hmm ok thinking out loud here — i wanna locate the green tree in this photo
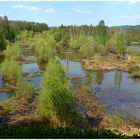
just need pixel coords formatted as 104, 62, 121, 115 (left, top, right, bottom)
117, 36, 126, 58
95, 20, 110, 47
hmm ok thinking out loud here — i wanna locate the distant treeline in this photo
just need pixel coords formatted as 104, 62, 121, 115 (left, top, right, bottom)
0, 16, 48, 50
0, 15, 140, 50
111, 25, 140, 45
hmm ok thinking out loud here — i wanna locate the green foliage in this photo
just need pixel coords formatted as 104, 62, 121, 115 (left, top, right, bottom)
54, 30, 62, 42
0, 99, 15, 115
0, 37, 7, 50
16, 30, 34, 46
0, 60, 22, 83
70, 35, 96, 57
38, 59, 75, 126
69, 35, 86, 50
108, 115, 124, 129
79, 36, 95, 58
107, 36, 117, 54
129, 61, 140, 78
4, 44, 22, 61
0, 16, 16, 49
15, 81, 34, 99
117, 37, 126, 57
0, 126, 134, 138
95, 20, 110, 47
35, 37, 55, 62
0, 16, 48, 49
95, 44, 107, 55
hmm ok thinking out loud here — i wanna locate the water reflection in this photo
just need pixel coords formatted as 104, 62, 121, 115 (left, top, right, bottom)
59, 53, 140, 119
0, 92, 14, 102
27, 76, 42, 89
114, 71, 122, 88
127, 45, 140, 52
1, 51, 140, 119
22, 63, 39, 73
57, 51, 82, 61
61, 59, 86, 78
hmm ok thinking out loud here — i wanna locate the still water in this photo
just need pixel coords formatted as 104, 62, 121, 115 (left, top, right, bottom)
127, 45, 140, 52
61, 59, 140, 119
0, 52, 140, 119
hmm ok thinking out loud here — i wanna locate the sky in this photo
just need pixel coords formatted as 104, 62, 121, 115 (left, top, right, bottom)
0, 1, 140, 27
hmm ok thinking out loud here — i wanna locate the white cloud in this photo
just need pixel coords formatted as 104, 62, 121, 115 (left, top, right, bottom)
45, 8, 55, 13
73, 8, 93, 13
11, 4, 41, 11
115, 0, 140, 4
127, 0, 140, 4
119, 15, 140, 19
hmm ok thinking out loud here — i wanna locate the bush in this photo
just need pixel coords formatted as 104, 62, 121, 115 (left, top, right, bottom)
69, 35, 84, 50
0, 60, 22, 83
70, 35, 96, 57
15, 81, 34, 99
35, 34, 55, 62
107, 36, 117, 54
16, 30, 34, 45
4, 44, 22, 61
38, 59, 75, 126
35, 39, 55, 62
117, 37, 126, 58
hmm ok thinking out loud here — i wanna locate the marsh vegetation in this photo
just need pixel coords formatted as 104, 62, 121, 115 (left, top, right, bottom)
0, 16, 140, 138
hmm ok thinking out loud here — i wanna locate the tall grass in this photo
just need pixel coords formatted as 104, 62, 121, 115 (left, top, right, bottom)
35, 39, 55, 62
15, 81, 34, 99
4, 44, 22, 61
0, 60, 22, 84
37, 58, 76, 127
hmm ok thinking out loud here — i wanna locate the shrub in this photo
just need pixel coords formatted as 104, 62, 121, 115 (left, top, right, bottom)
0, 60, 22, 83
16, 30, 34, 45
35, 37, 55, 62
117, 37, 126, 58
80, 44, 94, 58
129, 62, 140, 78
69, 36, 83, 50
38, 59, 75, 126
15, 81, 34, 99
94, 44, 107, 55
4, 44, 22, 61
70, 35, 96, 57
107, 36, 117, 54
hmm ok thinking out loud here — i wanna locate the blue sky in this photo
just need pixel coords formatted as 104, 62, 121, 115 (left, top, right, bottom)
0, 1, 140, 27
